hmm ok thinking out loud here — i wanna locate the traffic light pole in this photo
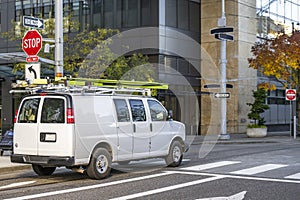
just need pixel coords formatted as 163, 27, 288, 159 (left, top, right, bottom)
219, 0, 230, 140
55, 0, 64, 77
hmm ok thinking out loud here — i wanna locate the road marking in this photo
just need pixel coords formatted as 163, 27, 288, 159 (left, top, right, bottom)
0, 181, 36, 190
285, 172, 300, 180
196, 191, 247, 200
109, 176, 224, 200
181, 161, 241, 171
4, 172, 175, 200
230, 164, 288, 175
170, 170, 300, 184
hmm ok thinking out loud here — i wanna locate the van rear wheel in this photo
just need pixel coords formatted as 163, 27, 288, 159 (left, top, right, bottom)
32, 164, 56, 176
165, 141, 183, 167
86, 148, 111, 179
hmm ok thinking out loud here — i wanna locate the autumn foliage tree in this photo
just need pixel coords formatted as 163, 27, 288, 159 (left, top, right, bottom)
249, 31, 300, 88
248, 31, 300, 127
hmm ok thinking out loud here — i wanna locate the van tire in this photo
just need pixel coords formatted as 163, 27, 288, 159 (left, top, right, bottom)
86, 148, 111, 179
165, 141, 183, 167
32, 164, 56, 176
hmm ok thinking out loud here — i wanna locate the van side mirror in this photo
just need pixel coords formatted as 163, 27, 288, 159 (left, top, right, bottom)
167, 110, 173, 120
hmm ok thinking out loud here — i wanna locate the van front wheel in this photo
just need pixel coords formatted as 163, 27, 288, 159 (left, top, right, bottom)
32, 164, 56, 176
165, 141, 183, 167
86, 148, 111, 179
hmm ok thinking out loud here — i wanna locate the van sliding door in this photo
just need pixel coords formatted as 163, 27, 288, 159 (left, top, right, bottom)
129, 99, 150, 159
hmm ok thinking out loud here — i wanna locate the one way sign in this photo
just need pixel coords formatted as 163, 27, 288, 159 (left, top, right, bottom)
23, 16, 44, 29
214, 92, 230, 98
25, 63, 40, 82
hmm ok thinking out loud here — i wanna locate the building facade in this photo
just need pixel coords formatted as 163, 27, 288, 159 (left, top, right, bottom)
0, 0, 266, 135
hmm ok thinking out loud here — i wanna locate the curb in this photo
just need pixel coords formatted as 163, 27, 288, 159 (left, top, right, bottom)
1, 165, 31, 172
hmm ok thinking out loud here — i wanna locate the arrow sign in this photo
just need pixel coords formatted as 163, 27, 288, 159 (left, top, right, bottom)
210, 27, 234, 35
215, 33, 234, 41
214, 92, 230, 98
25, 63, 40, 82
23, 16, 44, 29
28, 65, 37, 79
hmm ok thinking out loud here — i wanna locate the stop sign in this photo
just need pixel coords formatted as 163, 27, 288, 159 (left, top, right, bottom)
286, 89, 297, 101
22, 29, 43, 57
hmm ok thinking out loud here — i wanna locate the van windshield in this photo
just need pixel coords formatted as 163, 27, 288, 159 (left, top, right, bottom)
18, 98, 40, 123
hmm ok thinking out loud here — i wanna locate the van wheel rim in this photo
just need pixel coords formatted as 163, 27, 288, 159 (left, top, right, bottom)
173, 146, 181, 162
96, 155, 108, 174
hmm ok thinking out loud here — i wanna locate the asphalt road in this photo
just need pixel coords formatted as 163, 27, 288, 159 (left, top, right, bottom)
1, 139, 300, 199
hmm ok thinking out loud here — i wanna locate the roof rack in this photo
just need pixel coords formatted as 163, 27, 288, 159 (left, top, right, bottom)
10, 78, 168, 96
10, 83, 152, 96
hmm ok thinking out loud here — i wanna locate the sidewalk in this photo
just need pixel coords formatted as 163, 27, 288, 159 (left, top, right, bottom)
0, 132, 299, 171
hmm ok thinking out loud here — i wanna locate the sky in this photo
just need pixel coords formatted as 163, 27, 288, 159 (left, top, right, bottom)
257, 0, 300, 25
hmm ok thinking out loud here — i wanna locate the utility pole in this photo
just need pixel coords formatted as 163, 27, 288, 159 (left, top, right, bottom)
55, 0, 64, 77
218, 0, 230, 140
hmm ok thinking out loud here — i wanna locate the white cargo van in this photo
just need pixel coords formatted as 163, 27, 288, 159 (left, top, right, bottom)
11, 87, 187, 179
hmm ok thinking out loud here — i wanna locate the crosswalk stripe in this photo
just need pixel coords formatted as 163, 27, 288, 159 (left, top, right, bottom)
181, 161, 241, 171
230, 164, 288, 175
285, 173, 300, 180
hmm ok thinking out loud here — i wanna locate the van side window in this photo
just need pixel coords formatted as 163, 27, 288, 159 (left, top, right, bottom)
113, 99, 130, 122
147, 100, 167, 121
41, 98, 65, 123
129, 99, 146, 122
18, 98, 40, 123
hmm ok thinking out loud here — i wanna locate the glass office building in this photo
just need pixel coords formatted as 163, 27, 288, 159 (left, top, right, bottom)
0, 0, 201, 134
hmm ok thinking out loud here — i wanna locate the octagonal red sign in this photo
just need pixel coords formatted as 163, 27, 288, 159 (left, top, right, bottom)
22, 29, 43, 57
285, 89, 296, 101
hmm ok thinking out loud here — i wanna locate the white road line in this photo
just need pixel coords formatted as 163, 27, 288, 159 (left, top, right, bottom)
230, 164, 288, 175
4, 172, 175, 200
181, 161, 241, 171
0, 181, 36, 190
285, 172, 300, 180
109, 176, 224, 200
169, 170, 300, 184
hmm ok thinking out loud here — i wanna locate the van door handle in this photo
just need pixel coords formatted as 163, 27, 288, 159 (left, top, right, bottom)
150, 123, 153, 132
133, 124, 136, 132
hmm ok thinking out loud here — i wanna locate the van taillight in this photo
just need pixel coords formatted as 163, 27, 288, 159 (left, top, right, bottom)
67, 108, 75, 124
14, 110, 18, 123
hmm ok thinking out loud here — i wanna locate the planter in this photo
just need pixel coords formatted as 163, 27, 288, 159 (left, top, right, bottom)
246, 127, 267, 138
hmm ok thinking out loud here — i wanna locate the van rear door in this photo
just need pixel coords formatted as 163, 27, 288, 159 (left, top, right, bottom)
38, 96, 74, 156
14, 97, 41, 155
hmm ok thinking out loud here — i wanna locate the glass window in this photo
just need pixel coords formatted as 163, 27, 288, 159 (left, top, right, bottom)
165, 0, 177, 27
141, 0, 151, 26
178, 0, 189, 30
104, 0, 113, 28
93, 0, 103, 28
114, 99, 130, 122
129, 99, 146, 122
18, 98, 40, 123
41, 98, 65, 123
189, 1, 200, 32
123, 0, 139, 28
147, 100, 167, 121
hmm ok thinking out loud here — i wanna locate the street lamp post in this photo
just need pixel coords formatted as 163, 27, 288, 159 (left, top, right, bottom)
55, 0, 64, 77
219, 0, 230, 140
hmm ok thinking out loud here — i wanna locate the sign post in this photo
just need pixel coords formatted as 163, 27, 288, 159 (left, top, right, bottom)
286, 89, 297, 139
22, 29, 43, 62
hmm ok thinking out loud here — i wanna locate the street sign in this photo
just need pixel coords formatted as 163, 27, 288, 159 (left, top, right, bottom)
215, 33, 234, 41
210, 27, 234, 35
214, 92, 230, 98
23, 16, 44, 29
22, 29, 43, 61
285, 89, 296, 101
25, 63, 41, 82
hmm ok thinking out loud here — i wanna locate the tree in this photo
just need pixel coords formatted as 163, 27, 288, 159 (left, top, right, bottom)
247, 88, 269, 127
248, 31, 300, 89
2, 18, 156, 82
248, 31, 300, 129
